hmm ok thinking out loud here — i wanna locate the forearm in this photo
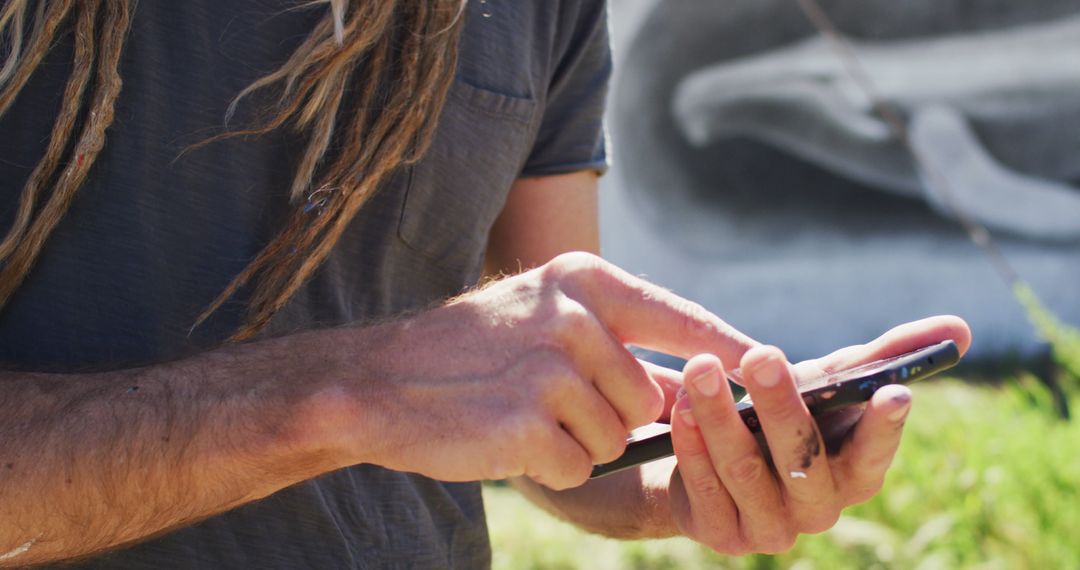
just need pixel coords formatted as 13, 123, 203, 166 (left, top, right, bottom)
511, 458, 681, 540
0, 327, 380, 566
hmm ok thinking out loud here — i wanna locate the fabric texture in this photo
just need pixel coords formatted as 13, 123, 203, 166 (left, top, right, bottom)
0, 0, 610, 568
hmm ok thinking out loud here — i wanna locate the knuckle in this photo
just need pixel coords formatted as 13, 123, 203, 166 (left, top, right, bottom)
524, 462, 555, 489
676, 298, 716, 337
773, 532, 799, 554
676, 440, 712, 466
505, 413, 549, 450
547, 297, 595, 340
847, 477, 886, 505
625, 406, 657, 432
541, 470, 572, 491
598, 359, 662, 431
725, 453, 767, 485
725, 543, 751, 557
523, 428, 590, 491
528, 351, 578, 394
700, 535, 747, 557
629, 374, 666, 429
485, 458, 523, 481
547, 480, 573, 491
596, 433, 627, 465
798, 509, 842, 535
539, 376, 588, 415
759, 400, 810, 427
647, 378, 666, 415
693, 399, 734, 427
547, 475, 576, 491
547, 457, 592, 491
685, 470, 726, 500
547, 251, 607, 283
861, 448, 897, 473
620, 396, 658, 432
753, 528, 798, 554
568, 459, 593, 488
840, 456, 889, 504
537, 345, 576, 373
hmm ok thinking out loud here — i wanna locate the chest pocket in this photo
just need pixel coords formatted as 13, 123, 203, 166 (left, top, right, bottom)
397, 80, 537, 283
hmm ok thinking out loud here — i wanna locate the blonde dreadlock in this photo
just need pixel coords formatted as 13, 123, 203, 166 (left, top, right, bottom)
0, 0, 466, 342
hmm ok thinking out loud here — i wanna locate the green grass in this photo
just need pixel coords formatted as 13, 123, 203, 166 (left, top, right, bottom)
485, 378, 1080, 569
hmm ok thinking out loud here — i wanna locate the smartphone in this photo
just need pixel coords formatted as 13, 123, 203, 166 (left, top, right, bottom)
589, 339, 961, 478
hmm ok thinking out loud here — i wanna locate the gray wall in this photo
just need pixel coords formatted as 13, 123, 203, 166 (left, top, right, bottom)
600, 0, 1080, 362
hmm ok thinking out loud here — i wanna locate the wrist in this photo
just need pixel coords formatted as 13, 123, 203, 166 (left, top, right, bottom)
521, 458, 683, 540
638, 458, 683, 538
265, 324, 396, 477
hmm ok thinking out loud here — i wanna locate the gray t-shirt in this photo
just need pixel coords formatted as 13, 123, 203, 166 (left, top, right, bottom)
0, 1, 610, 567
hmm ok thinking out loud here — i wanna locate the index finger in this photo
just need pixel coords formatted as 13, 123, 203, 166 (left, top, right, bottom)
792, 315, 972, 382
550, 253, 758, 371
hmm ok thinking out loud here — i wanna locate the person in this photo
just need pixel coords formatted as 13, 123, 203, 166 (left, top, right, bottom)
0, 1, 971, 567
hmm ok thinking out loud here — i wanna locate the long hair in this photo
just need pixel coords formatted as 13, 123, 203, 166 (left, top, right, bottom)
0, 0, 465, 342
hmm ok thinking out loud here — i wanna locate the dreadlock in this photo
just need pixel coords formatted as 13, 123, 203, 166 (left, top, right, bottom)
0, 0, 466, 342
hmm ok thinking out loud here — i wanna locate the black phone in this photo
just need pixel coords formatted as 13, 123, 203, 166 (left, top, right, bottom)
589, 339, 961, 479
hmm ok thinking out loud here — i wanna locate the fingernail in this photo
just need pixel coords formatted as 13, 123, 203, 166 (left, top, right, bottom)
675, 386, 688, 401
679, 407, 697, 427
751, 358, 784, 388
888, 394, 912, 422
691, 369, 720, 397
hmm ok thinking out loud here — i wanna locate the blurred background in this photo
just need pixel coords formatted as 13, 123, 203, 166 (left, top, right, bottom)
485, 0, 1080, 568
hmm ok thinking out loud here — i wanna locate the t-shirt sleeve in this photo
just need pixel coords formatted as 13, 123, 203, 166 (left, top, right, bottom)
520, 0, 612, 177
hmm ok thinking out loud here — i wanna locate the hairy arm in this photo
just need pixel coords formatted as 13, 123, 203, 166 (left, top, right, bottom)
0, 173, 764, 565
2, 193, 746, 565
0, 327, 384, 566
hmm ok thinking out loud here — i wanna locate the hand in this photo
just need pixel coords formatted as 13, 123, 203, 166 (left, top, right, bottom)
339, 252, 756, 490
667, 316, 971, 554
